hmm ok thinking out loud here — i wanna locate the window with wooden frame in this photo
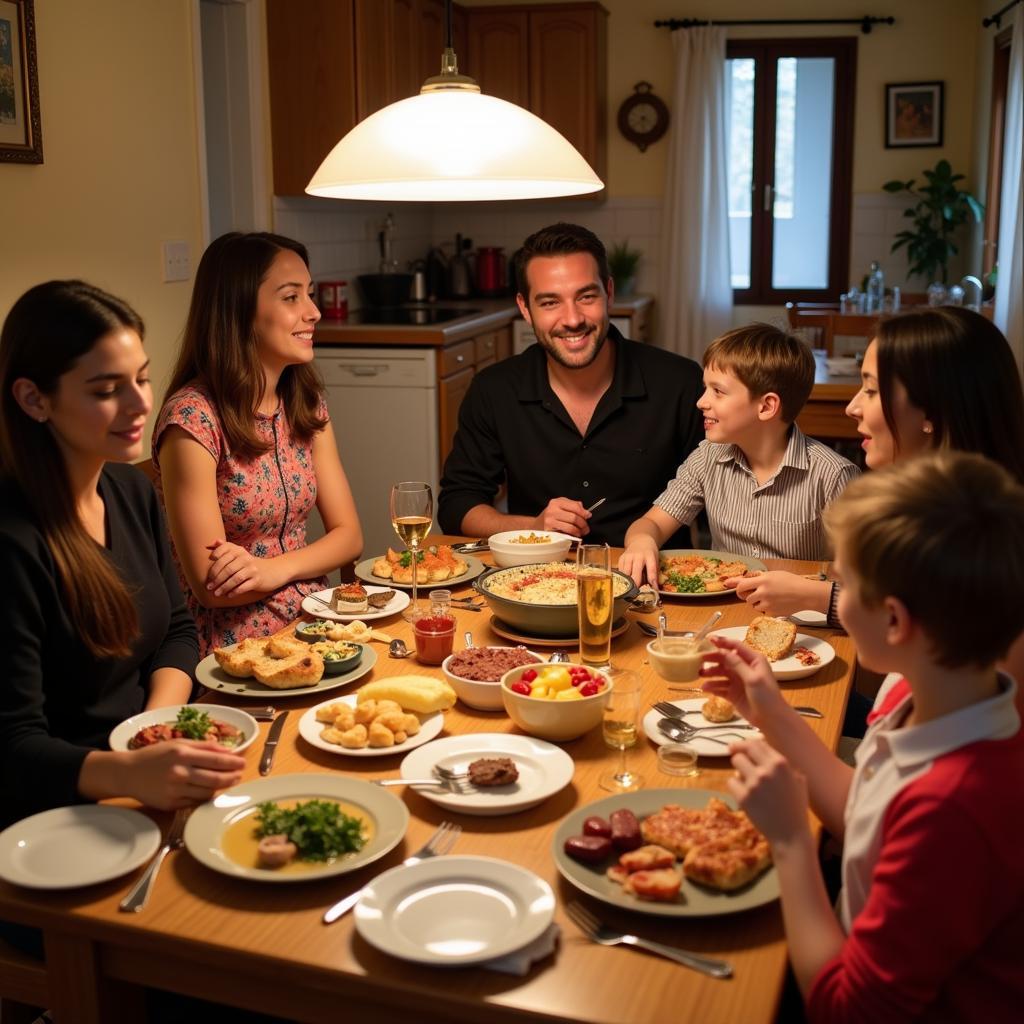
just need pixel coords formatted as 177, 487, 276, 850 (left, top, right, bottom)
726, 37, 857, 304
983, 26, 1012, 279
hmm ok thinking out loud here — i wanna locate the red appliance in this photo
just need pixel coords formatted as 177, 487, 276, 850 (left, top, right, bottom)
475, 246, 507, 296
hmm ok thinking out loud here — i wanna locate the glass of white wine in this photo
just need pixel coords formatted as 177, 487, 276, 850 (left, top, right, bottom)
389, 481, 433, 618
577, 543, 613, 669
599, 670, 644, 792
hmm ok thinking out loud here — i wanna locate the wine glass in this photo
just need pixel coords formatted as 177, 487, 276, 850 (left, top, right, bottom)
599, 670, 644, 792
389, 481, 433, 618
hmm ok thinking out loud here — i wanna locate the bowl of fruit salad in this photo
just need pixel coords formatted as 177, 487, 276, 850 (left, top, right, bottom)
500, 662, 612, 741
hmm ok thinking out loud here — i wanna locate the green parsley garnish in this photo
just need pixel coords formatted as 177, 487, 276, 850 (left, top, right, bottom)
665, 571, 707, 594
173, 706, 215, 740
255, 800, 366, 862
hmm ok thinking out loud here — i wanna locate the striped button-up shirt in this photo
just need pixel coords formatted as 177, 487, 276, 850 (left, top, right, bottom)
653, 425, 859, 559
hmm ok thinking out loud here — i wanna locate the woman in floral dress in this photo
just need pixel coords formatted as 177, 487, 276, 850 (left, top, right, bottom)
153, 232, 363, 655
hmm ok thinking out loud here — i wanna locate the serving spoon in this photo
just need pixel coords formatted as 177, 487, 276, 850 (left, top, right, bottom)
388, 638, 414, 659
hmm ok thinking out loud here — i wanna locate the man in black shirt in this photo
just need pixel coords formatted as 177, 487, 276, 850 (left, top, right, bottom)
438, 223, 704, 546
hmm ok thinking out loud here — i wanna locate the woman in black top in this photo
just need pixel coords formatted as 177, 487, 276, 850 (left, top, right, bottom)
0, 281, 245, 829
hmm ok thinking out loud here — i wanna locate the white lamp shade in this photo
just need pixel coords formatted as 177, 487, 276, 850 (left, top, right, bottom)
306, 90, 604, 201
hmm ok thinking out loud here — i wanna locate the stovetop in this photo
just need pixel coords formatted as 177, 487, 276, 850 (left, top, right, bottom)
344, 306, 482, 326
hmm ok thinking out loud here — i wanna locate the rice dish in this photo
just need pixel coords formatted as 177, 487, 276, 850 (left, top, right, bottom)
483, 563, 632, 605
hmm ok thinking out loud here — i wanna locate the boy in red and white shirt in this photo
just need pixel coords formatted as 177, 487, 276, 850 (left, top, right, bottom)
702, 451, 1024, 1023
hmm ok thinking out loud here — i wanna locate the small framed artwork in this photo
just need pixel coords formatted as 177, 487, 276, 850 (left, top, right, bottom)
885, 81, 943, 149
0, 0, 43, 163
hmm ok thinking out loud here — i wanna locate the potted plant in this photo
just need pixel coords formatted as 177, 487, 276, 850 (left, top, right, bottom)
607, 241, 642, 296
882, 159, 983, 284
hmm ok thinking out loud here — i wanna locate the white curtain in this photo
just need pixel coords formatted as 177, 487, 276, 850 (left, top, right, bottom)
995, 9, 1023, 362
659, 26, 733, 360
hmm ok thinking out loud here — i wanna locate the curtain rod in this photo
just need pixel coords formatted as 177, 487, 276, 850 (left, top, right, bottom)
654, 16, 894, 34
983, 0, 1022, 28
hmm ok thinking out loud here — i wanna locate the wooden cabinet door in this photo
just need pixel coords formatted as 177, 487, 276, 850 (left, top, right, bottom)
392, 0, 420, 101
465, 9, 529, 107
266, 0, 356, 196
354, 0, 396, 119
439, 367, 475, 468
529, 4, 607, 176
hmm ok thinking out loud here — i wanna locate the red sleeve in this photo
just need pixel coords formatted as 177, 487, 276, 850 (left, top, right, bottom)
806, 791, 1003, 1024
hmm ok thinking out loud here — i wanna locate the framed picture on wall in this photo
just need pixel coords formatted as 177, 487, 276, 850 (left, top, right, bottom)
0, 0, 43, 163
885, 81, 943, 148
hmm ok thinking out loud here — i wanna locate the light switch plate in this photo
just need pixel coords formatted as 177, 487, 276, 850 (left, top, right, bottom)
162, 240, 191, 282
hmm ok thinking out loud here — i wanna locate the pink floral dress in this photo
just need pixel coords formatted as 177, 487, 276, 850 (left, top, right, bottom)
153, 383, 328, 656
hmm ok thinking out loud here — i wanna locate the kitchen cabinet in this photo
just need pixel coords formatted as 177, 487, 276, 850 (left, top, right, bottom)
268, 0, 472, 196
464, 3, 608, 182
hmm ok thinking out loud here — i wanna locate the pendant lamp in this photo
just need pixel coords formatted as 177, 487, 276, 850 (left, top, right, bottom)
305, 2, 603, 202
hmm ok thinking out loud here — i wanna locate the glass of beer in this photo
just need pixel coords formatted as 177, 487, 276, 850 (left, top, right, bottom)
599, 670, 644, 792
577, 543, 613, 669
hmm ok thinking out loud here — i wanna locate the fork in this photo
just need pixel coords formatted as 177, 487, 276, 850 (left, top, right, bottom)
323, 821, 461, 924
372, 777, 463, 791
565, 901, 732, 978
119, 809, 188, 913
653, 702, 759, 732
432, 765, 473, 793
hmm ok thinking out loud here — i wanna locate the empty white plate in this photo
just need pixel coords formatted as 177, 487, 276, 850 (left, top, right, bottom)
0, 805, 160, 890
355, 855, 555, 965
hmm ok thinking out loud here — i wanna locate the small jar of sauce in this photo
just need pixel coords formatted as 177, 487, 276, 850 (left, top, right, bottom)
413, 590, 456, 665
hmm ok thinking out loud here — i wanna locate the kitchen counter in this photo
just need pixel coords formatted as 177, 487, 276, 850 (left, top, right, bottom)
314, 295, 654, 348
315, 299, 518, 348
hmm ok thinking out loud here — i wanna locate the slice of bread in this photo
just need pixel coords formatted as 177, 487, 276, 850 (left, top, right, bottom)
743, 616, 796, 662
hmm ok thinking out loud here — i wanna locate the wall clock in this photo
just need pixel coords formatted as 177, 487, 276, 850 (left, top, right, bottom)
617, 81, 670, 152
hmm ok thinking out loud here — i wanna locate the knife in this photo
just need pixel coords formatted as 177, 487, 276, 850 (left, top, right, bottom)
259, 710, 289, 775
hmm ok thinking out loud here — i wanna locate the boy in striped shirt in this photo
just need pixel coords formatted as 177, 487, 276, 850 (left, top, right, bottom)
619, 323, 858, 587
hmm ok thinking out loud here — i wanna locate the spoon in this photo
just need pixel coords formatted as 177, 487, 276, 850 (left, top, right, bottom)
693, 610, 722, 641
549, 650, 571, 663
464, 631, 475, 649
388, 638, 413, 659
657, 612, 668, 644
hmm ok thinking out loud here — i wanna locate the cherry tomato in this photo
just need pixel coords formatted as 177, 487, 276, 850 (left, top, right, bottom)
521, 669, 538, 683
510, 681, 532, 696
579, 682, 599, 697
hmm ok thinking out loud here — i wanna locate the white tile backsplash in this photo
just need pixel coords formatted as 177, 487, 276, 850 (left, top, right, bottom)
272, 191, 977, 315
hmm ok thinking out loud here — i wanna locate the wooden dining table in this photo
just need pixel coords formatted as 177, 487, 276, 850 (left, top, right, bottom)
0, 543, 856, 1024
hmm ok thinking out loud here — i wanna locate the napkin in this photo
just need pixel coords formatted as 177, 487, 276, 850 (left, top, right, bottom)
483, 923, 560, 975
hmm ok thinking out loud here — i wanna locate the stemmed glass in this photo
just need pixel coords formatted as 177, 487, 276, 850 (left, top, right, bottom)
389, 481, 433, 618
599, 670, 644, 792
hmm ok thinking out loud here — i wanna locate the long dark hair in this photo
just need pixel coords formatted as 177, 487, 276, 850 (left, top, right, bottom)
0, 281, 143, 658
164, 232, 326, 460
876, 307, 1024, 483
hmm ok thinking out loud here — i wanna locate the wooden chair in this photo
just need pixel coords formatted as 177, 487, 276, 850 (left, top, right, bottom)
0, 937, 49, 1024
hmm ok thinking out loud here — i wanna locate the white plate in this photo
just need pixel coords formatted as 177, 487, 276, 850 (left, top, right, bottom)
709, 626, 835, 680
656, 549, 767, 599
789, 609, 828, 627
355, 855, 555, 965
400, 734, 574, 816
0, 806, 161, 890
108, 704, 259, 754
183, 773, 408, 883
642, 698, 762, 757
195, 644, 377, 698
301, 585, 410, 622
297, 695, 444, 757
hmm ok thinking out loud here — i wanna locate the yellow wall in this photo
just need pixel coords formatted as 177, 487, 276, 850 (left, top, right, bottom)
463, 0, 985, 197
0, 0, 204, 447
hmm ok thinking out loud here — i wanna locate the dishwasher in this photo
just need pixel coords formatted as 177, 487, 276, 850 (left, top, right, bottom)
307, 346, 440, 567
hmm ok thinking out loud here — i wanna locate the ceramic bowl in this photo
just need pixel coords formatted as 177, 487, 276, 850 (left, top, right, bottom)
487, 530, 575, 568
500, 664, 612, 741
474, 563, 638, 638
442, 647, 543, 711
311, 641, 364, 676
294, 620, 335, 643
